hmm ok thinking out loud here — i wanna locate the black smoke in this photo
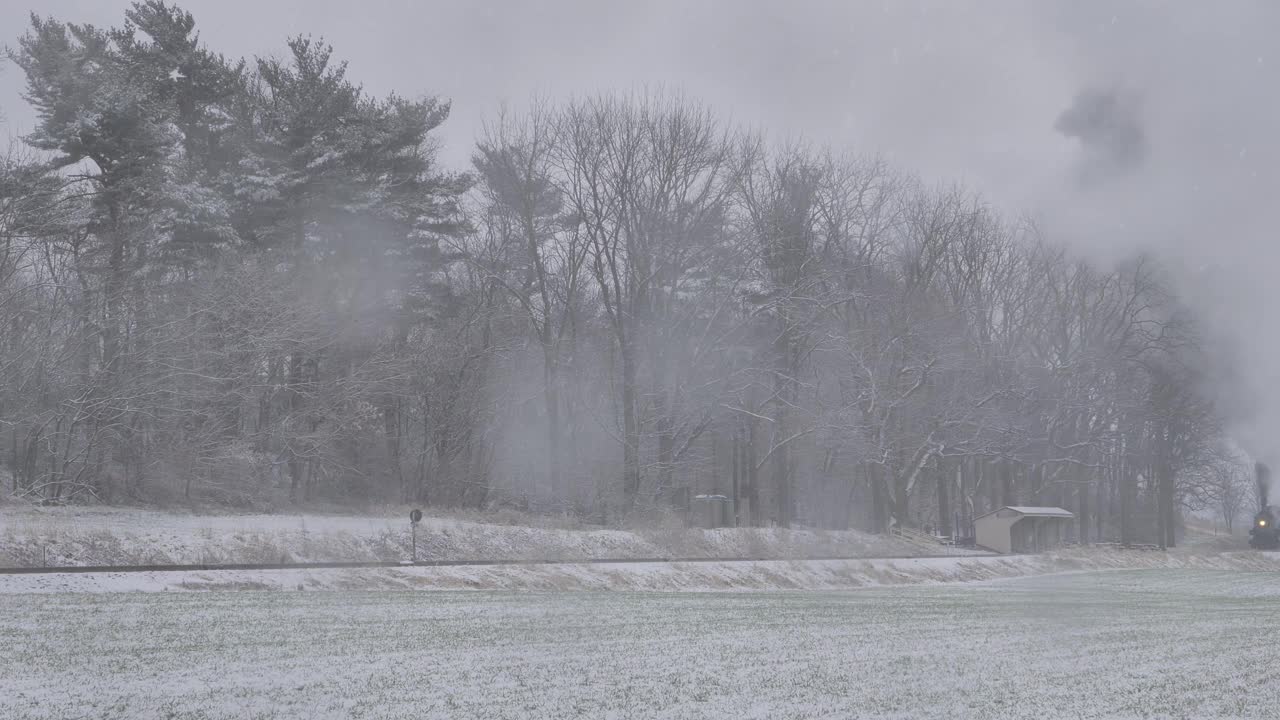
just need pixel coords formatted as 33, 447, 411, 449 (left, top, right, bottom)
1055, 87, 1145, 183
1259, 462, 1272, 508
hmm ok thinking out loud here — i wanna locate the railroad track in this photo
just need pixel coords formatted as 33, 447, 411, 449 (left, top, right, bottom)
0, 552, 990, 575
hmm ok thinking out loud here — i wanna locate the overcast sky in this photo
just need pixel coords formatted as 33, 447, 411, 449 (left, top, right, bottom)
1, 2, 1270, 209
3, 0, 1280, 451
0, 0, 1120, 196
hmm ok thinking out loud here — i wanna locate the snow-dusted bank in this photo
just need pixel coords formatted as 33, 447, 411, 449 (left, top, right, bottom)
0, 505, 971, 568
3, 548, 1278, 593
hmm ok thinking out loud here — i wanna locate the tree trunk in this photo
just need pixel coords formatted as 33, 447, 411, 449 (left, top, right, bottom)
1000, 460, 1015, 506
383, 402, 404, 501
620, 340, 640, 508
1120, 461, 1135, 546
747, 415, 762, 526
984, 460, 998, 513
869, 464, 888, 534
286, 352, 305, 502
1156, 433, 1176, 549
771, 419, 791, 528
543, 357, 563, 502
730, 427, 741, 527
1078, 476, 1090, 544
937, 463, 953, 538
656, 393, 675, 503
891, 477, 911, 529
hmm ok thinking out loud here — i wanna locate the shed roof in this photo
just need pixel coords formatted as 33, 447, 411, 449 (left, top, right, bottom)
1006, 506, 1074, 517
975, 506, 1074, 521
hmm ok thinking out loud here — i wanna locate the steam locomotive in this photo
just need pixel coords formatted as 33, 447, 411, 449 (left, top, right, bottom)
1250, 462, 1280, 550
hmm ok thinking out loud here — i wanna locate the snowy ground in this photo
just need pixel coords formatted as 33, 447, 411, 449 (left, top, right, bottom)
0, 504, 963, 568
4, 568, 1279, 719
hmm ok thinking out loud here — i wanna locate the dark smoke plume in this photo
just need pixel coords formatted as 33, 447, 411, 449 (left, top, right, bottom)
1055, 87, 1145, 184
1258, 462, 1271, 508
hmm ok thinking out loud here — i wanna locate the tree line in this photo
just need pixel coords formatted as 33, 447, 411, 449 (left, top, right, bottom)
0, 2, 1254, 544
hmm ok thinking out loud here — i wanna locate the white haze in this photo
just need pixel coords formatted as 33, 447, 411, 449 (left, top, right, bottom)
1, 0, 1276, 457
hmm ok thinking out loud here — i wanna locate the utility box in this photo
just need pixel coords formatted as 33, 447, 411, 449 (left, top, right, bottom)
690, 494, 732, 529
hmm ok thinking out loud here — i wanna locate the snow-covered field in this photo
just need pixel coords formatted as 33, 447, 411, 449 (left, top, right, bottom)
4, 568, 1278, 719
0, 504, 962, 568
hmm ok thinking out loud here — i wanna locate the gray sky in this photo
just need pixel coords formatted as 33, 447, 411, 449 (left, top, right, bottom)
1, 2, 1267, 204
2, 0, 1086, 192
3, 0, 1280, 451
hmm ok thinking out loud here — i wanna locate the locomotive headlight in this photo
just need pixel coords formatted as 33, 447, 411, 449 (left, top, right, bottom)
1261, 519, 1269, 527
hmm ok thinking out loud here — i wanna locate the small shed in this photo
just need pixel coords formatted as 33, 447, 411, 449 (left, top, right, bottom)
973, 506, 1074, 554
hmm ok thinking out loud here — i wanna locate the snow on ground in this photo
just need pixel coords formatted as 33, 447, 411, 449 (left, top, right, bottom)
3, 548, 1278, 594
0, 504, 968, 568
4, 568, 1279, 719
